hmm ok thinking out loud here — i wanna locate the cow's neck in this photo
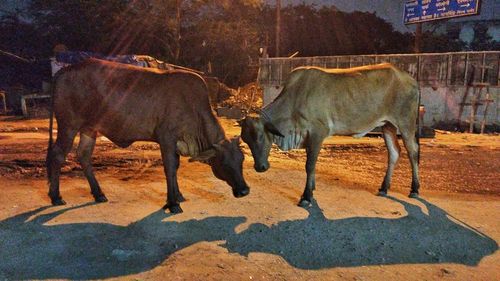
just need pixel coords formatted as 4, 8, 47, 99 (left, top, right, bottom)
200, 115, 226, 151
262, 97, 293, 128
263, 96, 307, 151
176, 114, 226, 157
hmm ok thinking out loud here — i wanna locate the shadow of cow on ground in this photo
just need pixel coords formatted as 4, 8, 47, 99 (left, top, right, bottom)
0, 198, 497, 279
223, 197, 498, 269
0, 205, 245, 279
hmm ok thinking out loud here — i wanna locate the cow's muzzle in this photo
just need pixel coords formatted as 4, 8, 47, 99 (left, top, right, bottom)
254, 162, 270, 173
233, 186, 250, 198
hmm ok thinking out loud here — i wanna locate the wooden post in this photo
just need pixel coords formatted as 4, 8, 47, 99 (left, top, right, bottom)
480, 91, 492, 134
480, 52, 487, 82
0, 91, 6, 114
416, 55, 421, 82
463, 53, 470, 86
21, 96, 28, 117
469, 87, 478, 133
497, 53, 500, 86
446, 54, 453, 86
275, 0, 281, 57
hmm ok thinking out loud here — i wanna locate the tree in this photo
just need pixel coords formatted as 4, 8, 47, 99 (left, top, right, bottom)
0, 12, 42, 57
0, 11, 50, 90
419, 22, 467, 53
25, 0, 183, 61
28, 0, 127, 55
1, 1, 426, 88
263, 5, 414, 57
180, 0, 263, 85
469, 23, 500, 51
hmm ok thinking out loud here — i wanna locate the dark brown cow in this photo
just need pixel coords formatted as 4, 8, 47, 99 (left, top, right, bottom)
241, 63, 420, 207
47, 58, 249, 213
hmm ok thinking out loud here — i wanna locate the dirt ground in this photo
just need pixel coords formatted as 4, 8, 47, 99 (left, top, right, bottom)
0, 116, 499, 280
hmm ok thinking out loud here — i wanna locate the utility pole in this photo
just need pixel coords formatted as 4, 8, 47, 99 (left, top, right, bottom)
414, 22, 422, 53
275, 0, 281, 57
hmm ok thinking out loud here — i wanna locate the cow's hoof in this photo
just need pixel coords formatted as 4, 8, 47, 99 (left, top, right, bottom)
298, 199, 312, 208
94, 195, 108, 203
177, 193, 186, 202
377, 191, 388, 197
51, 198, 66, 206
408, 192, 419, 198
163, 203, 183, 214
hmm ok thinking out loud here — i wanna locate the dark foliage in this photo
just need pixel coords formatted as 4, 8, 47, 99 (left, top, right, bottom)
2, 1, 494, 88
469, 22, 500, 51
271, 5, 414, 56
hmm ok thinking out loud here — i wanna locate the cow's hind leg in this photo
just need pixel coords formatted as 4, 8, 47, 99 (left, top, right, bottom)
175, 157, 186, 202
47, 126, 77, 205
77, 132, 107, 203
400, 128, 420, 198
159, 140, 183, 213
298, 133, 324, 208
378, 123, 401, 196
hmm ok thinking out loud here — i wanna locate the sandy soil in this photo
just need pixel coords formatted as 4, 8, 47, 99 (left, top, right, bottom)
0, 116, 499, 280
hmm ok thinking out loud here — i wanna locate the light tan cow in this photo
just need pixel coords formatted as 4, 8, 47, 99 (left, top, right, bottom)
240, 63, 420, 207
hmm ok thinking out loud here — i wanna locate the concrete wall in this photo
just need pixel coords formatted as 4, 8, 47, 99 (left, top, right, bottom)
262, 85, 499, 127
420, 85, 498, 126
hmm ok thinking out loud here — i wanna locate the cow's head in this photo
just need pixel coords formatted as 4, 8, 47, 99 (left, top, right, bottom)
239, 116, 283, 172
190, 138, 250, 198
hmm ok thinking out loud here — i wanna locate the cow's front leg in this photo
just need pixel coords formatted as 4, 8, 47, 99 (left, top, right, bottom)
159, 142, 183, 213
298, 135, 324, 208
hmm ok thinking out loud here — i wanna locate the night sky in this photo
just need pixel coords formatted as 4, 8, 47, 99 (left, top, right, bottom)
1, 0, 498, 34
275, 0, 498, 33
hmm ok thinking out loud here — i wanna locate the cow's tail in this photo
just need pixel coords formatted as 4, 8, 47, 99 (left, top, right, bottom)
46, 78, 56, 181
415, 86, 421, 165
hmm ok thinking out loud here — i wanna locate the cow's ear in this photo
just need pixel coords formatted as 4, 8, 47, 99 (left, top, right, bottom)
264, 122, 284, 137
189, 149, 216, 163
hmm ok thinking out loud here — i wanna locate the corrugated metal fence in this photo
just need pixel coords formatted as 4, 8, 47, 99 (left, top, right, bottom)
258, 51, 500, 87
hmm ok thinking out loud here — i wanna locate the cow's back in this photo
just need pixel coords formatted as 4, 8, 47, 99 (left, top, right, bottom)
53, 59, 220, 147
264, 64, 419, 140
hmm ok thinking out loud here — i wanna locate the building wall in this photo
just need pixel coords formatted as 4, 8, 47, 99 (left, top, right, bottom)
420, 85, 498, 126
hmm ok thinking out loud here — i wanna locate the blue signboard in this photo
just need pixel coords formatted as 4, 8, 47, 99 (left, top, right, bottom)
404, 0, 480, 24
